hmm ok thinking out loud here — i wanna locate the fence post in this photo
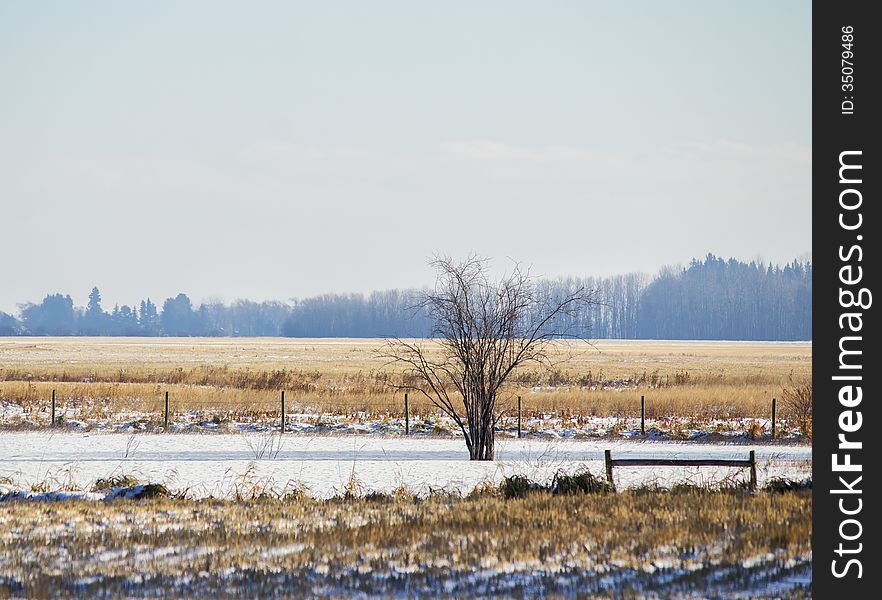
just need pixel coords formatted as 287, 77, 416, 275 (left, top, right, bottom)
517, 396, 522, 439
605, 449, 616, 492
404, 393, 409, 435
51, 389, 56, 428
749, 450, 757, 492
164, 391, 169, 431
640, 395, 645, 435
771, 398, 776, 439
281, 390, 286, 433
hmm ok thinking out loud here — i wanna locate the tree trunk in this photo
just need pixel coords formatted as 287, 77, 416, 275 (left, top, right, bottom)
481, 426, 495, 460
467, 421, 495, 460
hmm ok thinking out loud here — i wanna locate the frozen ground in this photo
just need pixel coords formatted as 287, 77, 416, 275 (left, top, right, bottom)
0, 432, 811, 498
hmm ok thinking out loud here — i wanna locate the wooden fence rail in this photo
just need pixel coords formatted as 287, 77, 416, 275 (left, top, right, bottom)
604, 449, 757, 492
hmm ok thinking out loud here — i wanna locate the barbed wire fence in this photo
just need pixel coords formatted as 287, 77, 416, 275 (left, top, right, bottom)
16, 387, 789, 439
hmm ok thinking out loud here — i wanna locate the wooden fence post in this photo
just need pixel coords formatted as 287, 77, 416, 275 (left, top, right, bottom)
749, 450, 757, 492
605, 449, 616, 492
404, 393, 409, 435
51, 389, 56, 428
281, 390, 286, 433
640, 395, 645, 435
164, 391, 169, 430
517, 396, 522, 439
771, 398, 777, 439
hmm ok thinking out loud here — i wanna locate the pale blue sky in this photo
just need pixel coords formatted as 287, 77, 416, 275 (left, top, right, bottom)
0, 1, 811, 312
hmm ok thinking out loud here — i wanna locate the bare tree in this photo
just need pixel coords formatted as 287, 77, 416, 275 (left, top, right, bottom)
381, 255, 598, 460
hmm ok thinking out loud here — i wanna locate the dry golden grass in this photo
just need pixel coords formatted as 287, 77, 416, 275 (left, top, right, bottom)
0, 337, 811, 421
0, 488, 811, 597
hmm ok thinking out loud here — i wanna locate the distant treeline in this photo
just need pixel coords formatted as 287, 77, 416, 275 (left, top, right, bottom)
0, 255, 811, 340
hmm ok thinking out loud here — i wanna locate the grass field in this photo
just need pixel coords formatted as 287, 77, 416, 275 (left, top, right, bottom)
0, 338, 811, 435
0, 486, 811, 597
0, 339, 813, 597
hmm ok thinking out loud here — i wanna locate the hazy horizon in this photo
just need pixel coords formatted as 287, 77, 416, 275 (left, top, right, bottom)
1, 1, 811, 314
2, 251, 811, 313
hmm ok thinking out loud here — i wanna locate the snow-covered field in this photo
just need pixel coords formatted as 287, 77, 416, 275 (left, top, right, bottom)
0, 432, 813, 597
0, 432, 811, 498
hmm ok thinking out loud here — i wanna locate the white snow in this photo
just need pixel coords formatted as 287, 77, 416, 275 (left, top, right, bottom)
0, 431, 810, 499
